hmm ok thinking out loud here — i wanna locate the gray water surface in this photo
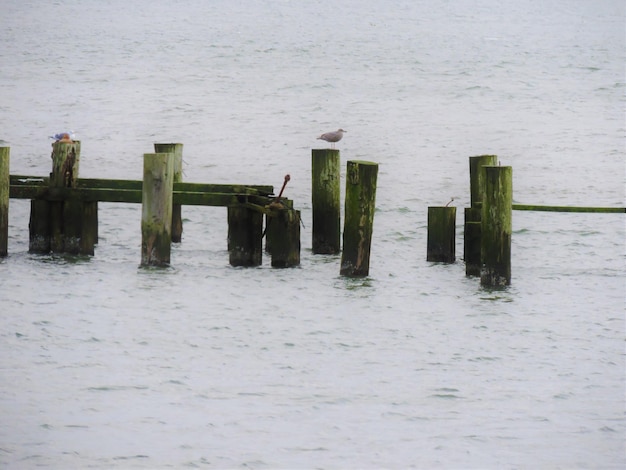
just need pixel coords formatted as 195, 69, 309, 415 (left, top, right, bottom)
1, 0, 624, 468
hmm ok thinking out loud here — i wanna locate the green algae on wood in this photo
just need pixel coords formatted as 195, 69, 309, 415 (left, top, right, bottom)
141, 153, 174, 267
340, 160, 378, 277
311, 149, 341, 254
469, 155, 498, 208
427, 206, 456, 263
155, 143, 184, 243
267, 208, 301, 268
481, 166, 512, 286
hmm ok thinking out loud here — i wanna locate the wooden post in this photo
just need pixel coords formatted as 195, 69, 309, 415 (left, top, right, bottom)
481, 166, 512, 286
81, 202, 98, 255
227, 205, 263, 267
62, 199, 84, 254
49, 140, 82, 253
141, 152, 174, 267
464, 207, 481, 276
312, 149, 340, 254
340, 160, 378, 277
29, 200, 50, 253
465, 155, 498, 276
268, 208, 301, 268
469, 155, 498, 207
0, 147, 9, 257
154, 143, 183, 242
265, 198, 294, 254
427, 206, 456, 263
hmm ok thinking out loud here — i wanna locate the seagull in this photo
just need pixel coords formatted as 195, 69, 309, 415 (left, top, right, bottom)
317, 128, 346, 149
49, 131, 76, 142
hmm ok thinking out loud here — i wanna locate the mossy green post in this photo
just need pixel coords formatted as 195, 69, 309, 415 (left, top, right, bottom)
141, 152, 174, 267
0, 147, 9, 256
45, 140, 83, 253
469, 155, 498, 207
427, 206, 456, 263
227, 206, 263, 267
265, 199, 293, 254
312, 149, 340, 254
481, 166, 512, 286
268, 208, 301, 268
465, 155, 498, 276
154, 143, 183, 242
340, 160, 378, 277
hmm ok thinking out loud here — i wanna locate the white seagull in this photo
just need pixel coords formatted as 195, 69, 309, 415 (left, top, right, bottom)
317, 128, 346, 149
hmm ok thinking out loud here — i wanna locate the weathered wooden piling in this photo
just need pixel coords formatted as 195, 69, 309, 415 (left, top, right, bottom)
154, 143, 183, 242
140, 152, 174, 267
481, 166, 512, 286
463, 207, 481, 276
312, 149, 341, 254
340, 160, 378, 277
29, 140, 88, 254
427, 206, 456, 263
227, 206, 263, 267
81, 201, 98, 254
268, 208, 301, 268
0, 147, 9, 257
29, 200, 51, 253
469, 155, 498, 207
265, 198, 294, 254
465, 155, 498, 276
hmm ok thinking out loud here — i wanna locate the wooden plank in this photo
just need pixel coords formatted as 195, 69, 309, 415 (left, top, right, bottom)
175, 182, 274, 196
10, 185, 49, 199
513, 204, 625, 213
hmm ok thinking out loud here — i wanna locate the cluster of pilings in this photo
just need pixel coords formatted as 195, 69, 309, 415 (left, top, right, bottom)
142, 147, 302, 268
311, 149, 379, 277
0, 142, 302, 269
427, 155, 512, 287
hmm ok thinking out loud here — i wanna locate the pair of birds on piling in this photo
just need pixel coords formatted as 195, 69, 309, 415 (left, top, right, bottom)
317, 128, 346, 149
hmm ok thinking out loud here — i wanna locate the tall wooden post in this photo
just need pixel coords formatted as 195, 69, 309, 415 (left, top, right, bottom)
0, 147, 9, 257
154, 143, 183, 242
427, 206, 456, 263
481, 166, 512, 286
469, 155, 498, 207
227, 206, 263, 267
45, 140, 83, 254
340, 160, 378, 277
268, 208, 301, 268
465, 155, 498, 275
312, 149, 340, 254
141, 152, 174, 267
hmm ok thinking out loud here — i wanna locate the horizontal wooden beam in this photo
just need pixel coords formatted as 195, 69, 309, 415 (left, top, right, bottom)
10, 175, 274, 196
513, 204, 625, 213
10, 184, 278, 208
9, 174, 277, 208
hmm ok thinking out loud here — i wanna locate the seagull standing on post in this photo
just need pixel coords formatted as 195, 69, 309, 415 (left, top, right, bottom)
317, 129, 346, 149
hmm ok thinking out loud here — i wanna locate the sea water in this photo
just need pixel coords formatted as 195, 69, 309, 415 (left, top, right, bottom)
0, 0, 624, 468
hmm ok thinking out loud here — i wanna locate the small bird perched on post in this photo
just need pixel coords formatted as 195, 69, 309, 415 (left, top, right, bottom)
317, 129, 346, 149
49, 131, 76, 143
